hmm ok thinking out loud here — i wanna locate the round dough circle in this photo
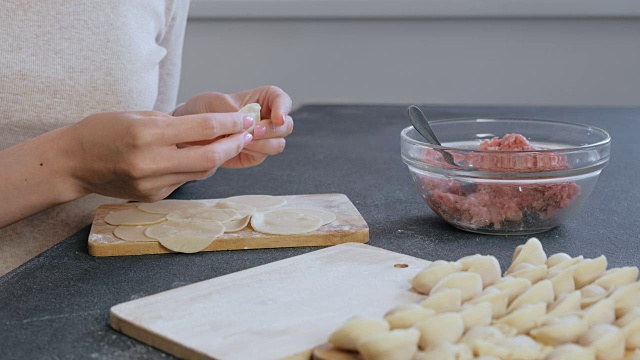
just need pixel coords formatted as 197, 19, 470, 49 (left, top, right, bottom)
251, 209, 323, 235
145, 219, 224, 253
167, 207, 240, 223
104, 208, 166, 226
113, 225, 158, 242
223, 215, 252, 232
214, 200, 256, 217
288, 208, 336, 225
138, 200, 207, 214
224, 195, 286, 212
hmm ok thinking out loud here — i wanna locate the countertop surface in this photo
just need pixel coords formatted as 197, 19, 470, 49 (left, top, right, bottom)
1, 104, 639, 359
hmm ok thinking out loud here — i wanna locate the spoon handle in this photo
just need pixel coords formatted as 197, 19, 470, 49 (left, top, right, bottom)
407, 105, 442, 146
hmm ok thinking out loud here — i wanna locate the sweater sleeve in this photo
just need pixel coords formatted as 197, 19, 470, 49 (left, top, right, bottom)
154, 0, 190, 113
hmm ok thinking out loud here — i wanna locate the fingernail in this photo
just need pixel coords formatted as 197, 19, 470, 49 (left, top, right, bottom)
253, 124, 266, 138
243, 116, 255, 130
244, 132, 253, 145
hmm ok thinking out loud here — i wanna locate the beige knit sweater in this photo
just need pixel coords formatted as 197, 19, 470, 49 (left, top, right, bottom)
0, 0, 190, 275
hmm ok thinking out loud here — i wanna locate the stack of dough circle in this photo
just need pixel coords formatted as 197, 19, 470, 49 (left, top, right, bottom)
105, 197, 337, 253
325, 238, 640, 360
145, 219, 224, 253
251, 209, 323, 235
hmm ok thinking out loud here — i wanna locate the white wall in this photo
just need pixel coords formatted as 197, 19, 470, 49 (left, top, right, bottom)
177, 1, 640, 108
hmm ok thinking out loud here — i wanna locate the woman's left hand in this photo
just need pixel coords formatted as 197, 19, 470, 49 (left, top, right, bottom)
173, 86, 293, 168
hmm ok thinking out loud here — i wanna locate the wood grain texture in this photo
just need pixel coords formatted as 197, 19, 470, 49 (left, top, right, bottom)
88, 194, 368, 257
109, 243, 431, 360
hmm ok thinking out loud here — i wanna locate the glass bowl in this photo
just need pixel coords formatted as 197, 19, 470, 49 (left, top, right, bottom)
401, 118, 611, 235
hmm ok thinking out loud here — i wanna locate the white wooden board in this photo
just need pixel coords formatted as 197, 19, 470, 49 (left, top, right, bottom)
110, 243, 431, 360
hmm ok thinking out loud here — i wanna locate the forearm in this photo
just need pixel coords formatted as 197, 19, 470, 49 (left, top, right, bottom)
0, 127, 84, 228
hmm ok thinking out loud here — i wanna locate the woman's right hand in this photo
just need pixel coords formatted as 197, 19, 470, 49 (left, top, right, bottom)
59, 110, 254, 202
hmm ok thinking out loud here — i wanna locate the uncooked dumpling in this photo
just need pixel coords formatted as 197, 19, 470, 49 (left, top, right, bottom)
412, 342, 473, 360
593, 266, 639, 290
384, 304, 435, 329
615, 307, 640, 349
475, 335, 551, 360
495, 303, 546, 334
610, 282, 640, 317
414, 312, 465, 350
137, 199, 207, 214
580, 283, 611, 308
546, 291, 582, 319
572, 255, 608, 289
167, 207, 240, 223
410, 261, 463, 295
578, 324, 627, 360
507, 263, 547, 284
113, 225, 157, 242
356, 328, 420, 360
104, 208, 166, 226
548, 266, 576, 296
328, 317, 390, 351
507, 237, 547, 272
419, 288, 462, 313
507, 279, 554, 312
250, 210, 322, 235
544, 343, 595, 360
491, 276, 532, 303
430, 271, 483, 302
224, 194, 286, 212
459, 326, 507, 353
458, 254, 501, 288
584, 298, 615, 327
530, 314, 588, 345
145, 219, 224, 253
238, 103, 261, 133
468, 287, 509, 319
459, 302, 492, 330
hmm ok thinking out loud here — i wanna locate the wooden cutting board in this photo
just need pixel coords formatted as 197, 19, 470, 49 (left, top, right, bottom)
110, 243, 431, 360
89, 193, 368, 257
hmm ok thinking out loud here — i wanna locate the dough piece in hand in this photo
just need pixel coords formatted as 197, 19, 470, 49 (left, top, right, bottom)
328, 316, 390, 351
238, 103, 261, 132
356, 328, 420, 360
104, 208, 166, 226
223, 215, 251, 232
287, 208, 336, 225
137, 200, 207, 214
167, 207, 240, 223
113, 225, 158, 242
251, 209, 322, 235
145, 219, 224, 253
224, 194, 286, 212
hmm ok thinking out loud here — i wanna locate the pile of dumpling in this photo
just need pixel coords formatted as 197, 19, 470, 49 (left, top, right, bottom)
103, 195, 335, 253
326, 238, 640, 360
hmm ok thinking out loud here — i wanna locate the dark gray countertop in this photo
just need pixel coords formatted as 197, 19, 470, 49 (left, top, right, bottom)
1, 105, 639, 359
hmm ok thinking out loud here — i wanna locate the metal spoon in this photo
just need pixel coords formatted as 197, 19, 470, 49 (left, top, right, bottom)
407, 105, 459, 167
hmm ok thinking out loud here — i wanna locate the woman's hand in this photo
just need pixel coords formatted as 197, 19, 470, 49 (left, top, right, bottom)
60, 111, 254, 202
173, 86, 294, 168
0, 110, 253, 228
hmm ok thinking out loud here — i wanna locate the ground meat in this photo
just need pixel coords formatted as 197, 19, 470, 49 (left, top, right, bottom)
418, 134, 581, 230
